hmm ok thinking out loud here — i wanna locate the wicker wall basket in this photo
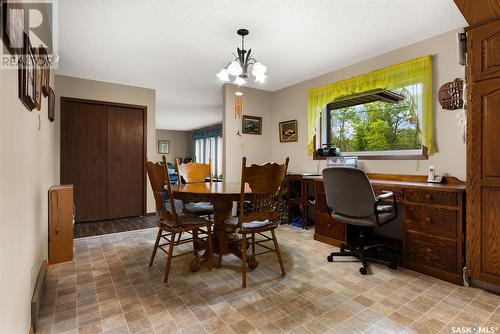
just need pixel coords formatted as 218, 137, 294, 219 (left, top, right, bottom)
438, 78, 464, 110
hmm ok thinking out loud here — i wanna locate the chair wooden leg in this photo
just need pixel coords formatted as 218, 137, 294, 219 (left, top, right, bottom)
193, 228, 198, 255
206, 225, 213, 259
241, 234, 247, 288
271, 229, 285, 276
164, 232, 176, 283
149, 228, 162, 267
217, 253, 222, 268
251, 233, 255, 257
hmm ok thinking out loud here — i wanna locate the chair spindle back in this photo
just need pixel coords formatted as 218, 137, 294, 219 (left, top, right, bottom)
238, 157, 289, 226
146, 156, 178, 223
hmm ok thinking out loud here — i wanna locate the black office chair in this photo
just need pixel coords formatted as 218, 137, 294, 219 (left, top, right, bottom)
322, 167, 400, 275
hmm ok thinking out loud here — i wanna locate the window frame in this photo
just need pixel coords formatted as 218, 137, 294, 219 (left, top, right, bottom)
313, 98, 429, 161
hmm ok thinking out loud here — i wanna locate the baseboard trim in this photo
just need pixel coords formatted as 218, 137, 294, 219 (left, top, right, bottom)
31, 260, 47, 332
471, 278, 500, 295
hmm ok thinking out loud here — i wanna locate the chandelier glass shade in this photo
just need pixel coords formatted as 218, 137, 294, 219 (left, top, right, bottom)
217, 29, 267, 85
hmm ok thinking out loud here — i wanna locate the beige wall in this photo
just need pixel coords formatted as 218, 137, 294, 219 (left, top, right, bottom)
54, 75, 157, 213
269, 29, 466, 180
223, 84, 273, 182
156, 129, 191, 163
0, 58, 57, 333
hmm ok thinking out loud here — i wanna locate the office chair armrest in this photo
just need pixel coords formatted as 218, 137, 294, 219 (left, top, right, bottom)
376, 191, 394, 202
374, 192, 398, 227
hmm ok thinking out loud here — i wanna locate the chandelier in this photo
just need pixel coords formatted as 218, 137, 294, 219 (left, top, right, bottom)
216, 29, 268, 85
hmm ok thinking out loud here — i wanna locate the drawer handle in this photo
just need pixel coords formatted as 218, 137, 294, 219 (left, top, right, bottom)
425, 217, 432, 223
327, 223, 331, 229
424, 194, 432, 200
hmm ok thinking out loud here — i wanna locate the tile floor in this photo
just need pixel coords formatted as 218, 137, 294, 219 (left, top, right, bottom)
39, 225, 500, 334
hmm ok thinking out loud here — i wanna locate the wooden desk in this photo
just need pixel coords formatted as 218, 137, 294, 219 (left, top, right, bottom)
304, 174, 466, 285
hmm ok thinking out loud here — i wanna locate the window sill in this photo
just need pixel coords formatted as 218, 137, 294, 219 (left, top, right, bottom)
313, 147, 428, 161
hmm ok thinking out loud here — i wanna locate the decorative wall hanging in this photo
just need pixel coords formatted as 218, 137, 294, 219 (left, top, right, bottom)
279, 120, 298, 142
438, 78, 463, 110
234, 91, 243, 119
48, 86, 55, 122
242, 115, 262, 135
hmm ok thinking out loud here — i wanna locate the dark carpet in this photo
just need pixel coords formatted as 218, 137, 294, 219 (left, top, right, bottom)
73, 214, 158, 238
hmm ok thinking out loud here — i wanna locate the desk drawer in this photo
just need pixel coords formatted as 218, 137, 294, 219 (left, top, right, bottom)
404, 189, 457, 206
372, 186, 404, 202
404, 205, 457, 239
315, 213, 345, 241
405, 231, 457, 273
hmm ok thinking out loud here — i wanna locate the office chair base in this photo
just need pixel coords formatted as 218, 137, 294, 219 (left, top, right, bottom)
327, 243, 399, 274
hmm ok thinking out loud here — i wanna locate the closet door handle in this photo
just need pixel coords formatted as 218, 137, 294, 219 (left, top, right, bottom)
94, 158, 102, 164
114, 159, 120, 164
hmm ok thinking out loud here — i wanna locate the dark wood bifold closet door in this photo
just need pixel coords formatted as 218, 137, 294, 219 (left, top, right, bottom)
61, 98, 146, 223
106, 106, 144, 219
61, 101, 107, 222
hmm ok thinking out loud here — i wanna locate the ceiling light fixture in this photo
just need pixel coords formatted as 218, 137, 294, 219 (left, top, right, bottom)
217, 29, 267, 85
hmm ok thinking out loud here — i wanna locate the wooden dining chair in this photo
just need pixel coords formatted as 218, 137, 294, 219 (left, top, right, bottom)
175, 159, 214, 219
146, 156, 213, 283
221, 157, 289, 288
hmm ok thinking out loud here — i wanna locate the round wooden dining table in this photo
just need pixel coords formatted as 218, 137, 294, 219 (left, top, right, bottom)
171, 181, 257, 271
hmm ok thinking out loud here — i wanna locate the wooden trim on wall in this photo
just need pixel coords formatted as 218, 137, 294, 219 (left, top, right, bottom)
31, 260, 47, 333
60, 97, 148, 216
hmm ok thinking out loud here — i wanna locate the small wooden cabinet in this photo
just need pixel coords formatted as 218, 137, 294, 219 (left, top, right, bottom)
310, 175, 466, 284
48, 185, 74, 264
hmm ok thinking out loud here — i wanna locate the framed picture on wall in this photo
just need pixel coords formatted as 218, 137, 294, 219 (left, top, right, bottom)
34, 47, 43, 111
242, 115, 262, 135
39, 46, 50, 97
279, 120, 298, 142
2, 0, 25, 55
18, 32, 35, 111
158, 140, 170, 154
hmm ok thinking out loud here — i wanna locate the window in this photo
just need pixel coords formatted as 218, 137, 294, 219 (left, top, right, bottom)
194, 136, 223, 178
323, 84, 424, 157
308, 55, 434, 159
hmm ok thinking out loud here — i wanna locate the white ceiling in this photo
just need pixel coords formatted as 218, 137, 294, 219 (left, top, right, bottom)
57, 0, 466, 131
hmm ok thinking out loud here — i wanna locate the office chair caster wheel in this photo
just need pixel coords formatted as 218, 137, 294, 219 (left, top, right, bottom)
359, 266, 368, 275
327, 255, 333, 262
388, 262, 398, 270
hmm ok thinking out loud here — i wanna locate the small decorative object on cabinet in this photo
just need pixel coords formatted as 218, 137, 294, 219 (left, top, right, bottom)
279, 120, 298, 142
242, 115, 262, 135
48, 185, 74, 264
158, 140, 170, 154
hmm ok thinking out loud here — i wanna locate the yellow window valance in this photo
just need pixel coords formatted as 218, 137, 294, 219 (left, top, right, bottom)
307, 55, 435, 155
